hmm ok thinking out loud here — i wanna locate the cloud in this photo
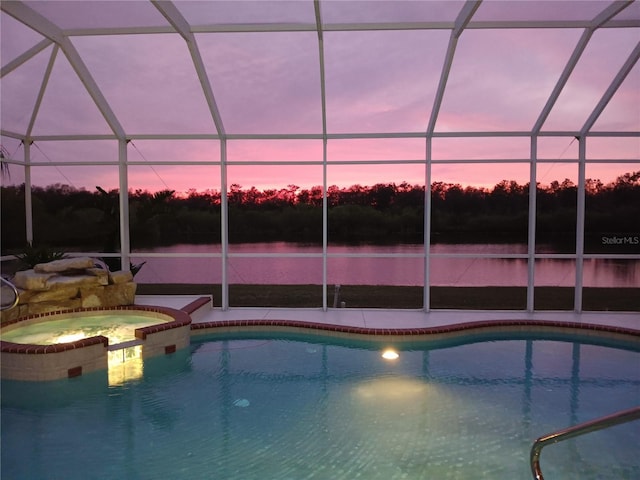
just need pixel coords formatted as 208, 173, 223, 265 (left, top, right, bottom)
438, 28, 582, 132
72, 34, 216, 134
542, 27, 640, 131
197, 31, 323, 134
324, 29, 449, 132
2, 4, 636, 193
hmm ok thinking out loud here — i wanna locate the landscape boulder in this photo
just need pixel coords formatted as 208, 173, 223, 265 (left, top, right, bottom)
34, 257, 95, 273
1, 257, 137, 322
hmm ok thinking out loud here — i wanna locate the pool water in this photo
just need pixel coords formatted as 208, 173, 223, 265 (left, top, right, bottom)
1, 314, 166, 345
2, 332, 639, 479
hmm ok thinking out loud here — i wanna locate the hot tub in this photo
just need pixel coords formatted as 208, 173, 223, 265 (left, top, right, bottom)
0, 305, 191, 381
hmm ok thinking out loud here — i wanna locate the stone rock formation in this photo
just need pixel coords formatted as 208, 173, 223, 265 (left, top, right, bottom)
1, 257, 137, 322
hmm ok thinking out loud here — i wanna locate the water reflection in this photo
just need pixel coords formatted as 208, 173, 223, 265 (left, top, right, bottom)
132, 243, 639, 287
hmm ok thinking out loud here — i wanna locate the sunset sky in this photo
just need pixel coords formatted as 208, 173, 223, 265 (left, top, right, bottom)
1, 1, 638, 194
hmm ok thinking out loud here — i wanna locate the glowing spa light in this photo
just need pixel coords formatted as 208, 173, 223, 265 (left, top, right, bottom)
382, 349, 399, 360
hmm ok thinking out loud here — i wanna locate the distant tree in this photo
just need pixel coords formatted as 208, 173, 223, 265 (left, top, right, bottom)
228, 184, 244, 205
370, 183, 396, 210
1, 172, 638, 250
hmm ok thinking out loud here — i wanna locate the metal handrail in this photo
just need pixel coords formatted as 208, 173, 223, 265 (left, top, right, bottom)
0, 276, 19, 311
530, 406, 640, 480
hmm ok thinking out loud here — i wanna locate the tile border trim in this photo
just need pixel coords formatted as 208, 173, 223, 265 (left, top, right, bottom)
191, 318, 640, 340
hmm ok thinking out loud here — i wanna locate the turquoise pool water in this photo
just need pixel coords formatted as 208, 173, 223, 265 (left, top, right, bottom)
2, 331, 639, 479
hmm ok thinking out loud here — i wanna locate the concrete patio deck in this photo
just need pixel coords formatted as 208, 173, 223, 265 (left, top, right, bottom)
135, 295, 640, 332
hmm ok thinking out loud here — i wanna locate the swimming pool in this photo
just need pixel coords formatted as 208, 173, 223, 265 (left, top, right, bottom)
2, 330, 639, 479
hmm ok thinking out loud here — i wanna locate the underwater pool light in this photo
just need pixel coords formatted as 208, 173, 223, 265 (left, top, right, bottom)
381, 349, 399, 360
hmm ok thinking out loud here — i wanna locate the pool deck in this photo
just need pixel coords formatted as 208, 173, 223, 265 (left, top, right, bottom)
135, 295, 640, 332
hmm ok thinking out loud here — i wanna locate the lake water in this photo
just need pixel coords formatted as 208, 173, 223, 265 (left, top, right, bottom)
131, 243, 639, 287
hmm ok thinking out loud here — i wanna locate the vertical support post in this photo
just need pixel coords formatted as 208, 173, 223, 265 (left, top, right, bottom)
322, 137, 328, 311
574, 137, 586, 313
527, 136, 537, 312
23, 141, 33, 245
423, 137, 432, 312
220, 139, 229, 310
118, 139, 130, 271
314, 0, 328, 311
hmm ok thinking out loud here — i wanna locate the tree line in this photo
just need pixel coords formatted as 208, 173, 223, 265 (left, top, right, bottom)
1, 171, 638, 253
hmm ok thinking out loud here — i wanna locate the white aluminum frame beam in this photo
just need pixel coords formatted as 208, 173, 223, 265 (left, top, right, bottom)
426, 1, 481, 135
589, 1, 634, 28
26, 45, 58, 137
61, 41, 127, 138
533, 30, 593, 134
314, 0, 328, 139
59, 19, 640, 37
2, 1, 126, 139
533, 1, 634, 134
424, 137, 433, 312
118, 139, 130, 271
13, 130, 622, 143
527, 137, 537, 312
581, 42, 640, 136
0, 130, 25, 140
0, 38, 52, 78
314, 0, 330, 310
152, 0, 226, 137
1, 1, 64, 43
23, 141, 33, 245
220, 139, 229, 310
575, 138, 587, 313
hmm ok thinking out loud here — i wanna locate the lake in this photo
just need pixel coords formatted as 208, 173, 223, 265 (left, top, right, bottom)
131, 243, 639, 288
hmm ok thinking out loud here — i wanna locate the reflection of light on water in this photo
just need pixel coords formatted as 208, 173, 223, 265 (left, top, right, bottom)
344, 376, 504, 476
54, 332, 87, 343
353, 376, 432, 403
28, 326, 140, 346
346, 376, 457, 462
350, 376, 454, 429
108, 346, 143, 385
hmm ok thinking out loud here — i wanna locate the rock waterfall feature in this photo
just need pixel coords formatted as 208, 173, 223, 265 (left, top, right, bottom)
1, 257, 136, 322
